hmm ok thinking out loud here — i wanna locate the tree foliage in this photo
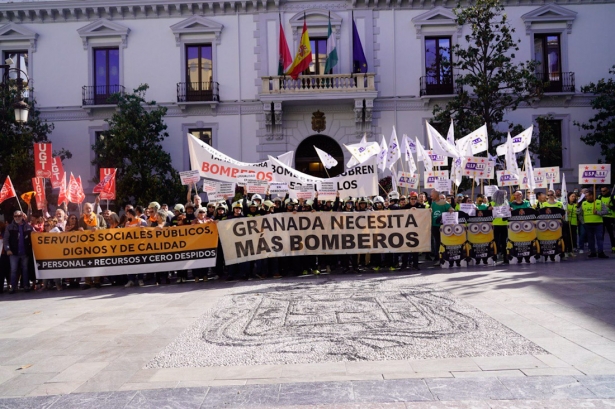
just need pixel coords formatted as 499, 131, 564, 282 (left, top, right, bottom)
92, 84, 182, 207
574, 65, 615, 169
432, 0, 543, 153
0, 81, 71, 216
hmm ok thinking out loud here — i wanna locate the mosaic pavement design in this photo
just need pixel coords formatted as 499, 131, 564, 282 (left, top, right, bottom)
147, 277, 546, 368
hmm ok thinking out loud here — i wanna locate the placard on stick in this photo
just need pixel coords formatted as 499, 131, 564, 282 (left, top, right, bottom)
296, 183, 315, 200
247, 180, 268, 194
180, 170, 200, 186
441, 212, 459, 225
318, 181, 336, 201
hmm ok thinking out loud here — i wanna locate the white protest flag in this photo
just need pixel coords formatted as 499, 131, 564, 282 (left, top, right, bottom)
407, 143, 418, 177
451, 156, 464, 188
387, 127, 401, 171
446, 119, 455, 146
496, 125, 533, 156
428, 121, 460, 159
314, 146, 338, 169
343, 136, 380, 167
461, 124, 488, 155
561, 173, 568, 220
401, 134, 413, 161
277, 151, 295, 167
416, 137, 433, 173
391, 169, 398, 192
505, 132, 520, 178
378, 135, 388, 172
426, 122, 447, 157
345, 134, 366, 168
524, 148, 536, 192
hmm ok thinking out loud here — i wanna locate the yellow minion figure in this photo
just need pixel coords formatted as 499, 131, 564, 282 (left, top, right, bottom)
506, 217, 540, 264
439, 223, 470, 268
536, 216, 565, 262
466, 218, 497, 266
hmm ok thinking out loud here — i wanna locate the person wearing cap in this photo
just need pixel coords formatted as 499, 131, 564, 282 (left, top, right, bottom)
171, 204, 185, 226
272, 196, 285, 213
4, 211, 34, 294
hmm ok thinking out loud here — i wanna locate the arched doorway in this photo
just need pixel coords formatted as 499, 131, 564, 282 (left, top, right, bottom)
295, 135, 344, 178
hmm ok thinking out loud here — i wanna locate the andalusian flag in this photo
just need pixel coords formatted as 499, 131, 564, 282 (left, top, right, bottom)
324, 13, 338, 73
286, 19, 312, 80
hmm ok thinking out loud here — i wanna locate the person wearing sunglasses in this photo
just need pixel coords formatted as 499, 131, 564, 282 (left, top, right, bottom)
3, 211, 34, 294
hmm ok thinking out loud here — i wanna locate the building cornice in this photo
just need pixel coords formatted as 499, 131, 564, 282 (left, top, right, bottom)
1, 0, 613, 24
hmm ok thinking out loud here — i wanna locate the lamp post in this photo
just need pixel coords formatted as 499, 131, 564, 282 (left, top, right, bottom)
1, 58, 30, 124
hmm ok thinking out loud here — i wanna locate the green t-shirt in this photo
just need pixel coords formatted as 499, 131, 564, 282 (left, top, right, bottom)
431, 201, 451, 226
510, 200, 531, 210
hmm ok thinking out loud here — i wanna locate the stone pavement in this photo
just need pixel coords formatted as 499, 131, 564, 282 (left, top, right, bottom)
0, 255, 614, 407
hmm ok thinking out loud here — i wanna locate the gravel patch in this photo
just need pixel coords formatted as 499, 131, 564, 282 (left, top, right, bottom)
147, 276, 546, 368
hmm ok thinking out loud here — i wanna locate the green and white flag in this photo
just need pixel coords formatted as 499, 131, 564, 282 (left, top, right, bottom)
324, 16, 338, 73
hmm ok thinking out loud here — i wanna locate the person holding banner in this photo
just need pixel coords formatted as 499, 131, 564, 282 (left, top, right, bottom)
78, 203, 107, 289
542, 190, 563, 211
400, 191, 424, 270
578, 191, 609, 259
510, 191, 532, 214
4, 211, 34, 294
39, 218, 63, 291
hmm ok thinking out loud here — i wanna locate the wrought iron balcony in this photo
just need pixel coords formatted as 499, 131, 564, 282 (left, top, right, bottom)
177, 81, 219, 102
261, 73, 376, 94
82, 85, 124, 106
419, 75, 460, 96
536, 72, 575, 93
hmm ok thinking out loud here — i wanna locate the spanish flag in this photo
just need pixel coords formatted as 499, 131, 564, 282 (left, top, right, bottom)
286, 19, 312, 80
20, 191, 35, 206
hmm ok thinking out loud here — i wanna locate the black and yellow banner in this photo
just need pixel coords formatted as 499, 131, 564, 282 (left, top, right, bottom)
217, 210, 431, 265
33, 224, 219, 279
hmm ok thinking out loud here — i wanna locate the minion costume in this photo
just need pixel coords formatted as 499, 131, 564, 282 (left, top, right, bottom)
506, 213, 540, 264
536, 211, 566, 262
439, 217, 470, 268
466, 216, 497, 266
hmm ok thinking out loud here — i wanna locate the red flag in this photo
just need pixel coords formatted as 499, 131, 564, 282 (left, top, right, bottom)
94, 168, 116, 200
32, 177, 46, 210
0, 176, 17, 204
76, 176, 86, 204
278, 19, 293, 75
50, 157, 65, 189
34, 143, 53, 178
58, 173, 67, 206
67, 173, 78, 204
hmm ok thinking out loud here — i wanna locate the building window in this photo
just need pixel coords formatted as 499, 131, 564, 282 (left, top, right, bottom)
190, 128, 212, 146
181, 44, 218, 102
304, 38, 327, 75
534, 34, 563, 91
538, 119, 563, 168
93, 48, 120, 104
423, 36, 453, 95
3, 50, 28, 79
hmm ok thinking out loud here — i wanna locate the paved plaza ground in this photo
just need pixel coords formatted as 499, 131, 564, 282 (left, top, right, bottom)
0, 255, 614, 408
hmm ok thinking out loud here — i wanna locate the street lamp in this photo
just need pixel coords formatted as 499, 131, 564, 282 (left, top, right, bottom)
1, 58, 30, 124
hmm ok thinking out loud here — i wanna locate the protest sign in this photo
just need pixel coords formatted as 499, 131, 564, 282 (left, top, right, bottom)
460, 203, 476, 216
426, 150, 447, 167
423, 170, 449, 189
520, 171, 548, 189
50, 157, 64, 189
506, 215, 539, 263
33, 224, 219, 279
441, 212, 458, 225
497, 170, 520, 187
180, 170, 200, 185
202, 181, 217, 193
247, 180, 269, 194
217, 210, 431, 265
396, 172, 419, 189
464, 157, 492, 178
296, 183, 315, 200
484, 185, 499, 198
269, 182, 289, 196
492, 205, 511, 219
536, 214, 565, 261
476, 160, 496, 180
435, 179, 451, 194
267, 156, 378, 199
237, 173, 258, 187
467, 216, 497, 265
536, 167, 560, 184
317, 181, 337, 201
578, 164, 611, 184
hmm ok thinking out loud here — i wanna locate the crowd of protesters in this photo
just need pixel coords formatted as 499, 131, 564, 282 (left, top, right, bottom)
1, 185, 613, 294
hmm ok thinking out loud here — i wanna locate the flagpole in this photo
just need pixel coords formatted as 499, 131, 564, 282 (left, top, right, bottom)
106, 199, 109, 211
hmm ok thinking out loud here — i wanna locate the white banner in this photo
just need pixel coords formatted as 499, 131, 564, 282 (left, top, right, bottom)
535, 167, 560, 184
268, 156, 378, 199
217, 210, 432, 264
424, 170, 449, 189
188, 134, 293, 183
497, 170, 520, 187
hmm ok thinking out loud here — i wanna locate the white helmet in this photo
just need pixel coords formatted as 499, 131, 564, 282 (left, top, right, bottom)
305, 199, 314, 207
251, 194, 263, 202
373, 196, 385, 204
388, 191, 400, 201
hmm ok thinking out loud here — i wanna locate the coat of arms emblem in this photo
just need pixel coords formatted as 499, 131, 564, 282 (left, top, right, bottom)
311, 110, 326, 133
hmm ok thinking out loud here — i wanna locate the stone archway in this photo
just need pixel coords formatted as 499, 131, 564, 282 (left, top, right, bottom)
295, 134, 344, 178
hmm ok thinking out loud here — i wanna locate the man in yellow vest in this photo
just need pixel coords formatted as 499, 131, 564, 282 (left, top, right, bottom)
598, 186, 615, 252
578, 191, 609, 258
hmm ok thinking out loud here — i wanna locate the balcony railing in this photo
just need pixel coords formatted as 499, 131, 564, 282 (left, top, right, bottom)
536, 72, 575, 93
82, 85, 125, 106
177, 82, 219, 102
261, 73, 376, 94
420, 75, 460, 96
